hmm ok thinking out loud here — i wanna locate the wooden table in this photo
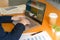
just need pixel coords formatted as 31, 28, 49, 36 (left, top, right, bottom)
0, 0, 8, 7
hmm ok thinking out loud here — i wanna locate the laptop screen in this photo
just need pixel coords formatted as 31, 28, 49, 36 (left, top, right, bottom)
25, 1, 46, 24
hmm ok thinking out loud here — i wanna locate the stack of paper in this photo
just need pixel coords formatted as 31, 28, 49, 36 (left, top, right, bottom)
19, 31, 52, 40
0, 4, 26, 15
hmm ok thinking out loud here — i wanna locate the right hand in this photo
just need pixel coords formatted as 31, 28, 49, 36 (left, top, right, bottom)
20, 18, 30, 25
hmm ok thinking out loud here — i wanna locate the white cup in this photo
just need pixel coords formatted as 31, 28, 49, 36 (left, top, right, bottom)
56, 32, 60, 40
49, 13, 58, 26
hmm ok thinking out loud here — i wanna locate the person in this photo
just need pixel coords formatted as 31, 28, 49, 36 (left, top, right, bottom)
0, 16, 25, 40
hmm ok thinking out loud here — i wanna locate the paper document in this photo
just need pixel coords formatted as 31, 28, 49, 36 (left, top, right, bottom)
19, 31, 52, 40
0, 4, 26, 15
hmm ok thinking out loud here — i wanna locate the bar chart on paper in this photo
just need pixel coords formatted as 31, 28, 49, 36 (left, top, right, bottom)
19, 31, 52, 40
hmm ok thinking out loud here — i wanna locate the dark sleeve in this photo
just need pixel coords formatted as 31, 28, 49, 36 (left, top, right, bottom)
0, 24, 8, 40
0, 16, 13, 23
8, 23, 25, 40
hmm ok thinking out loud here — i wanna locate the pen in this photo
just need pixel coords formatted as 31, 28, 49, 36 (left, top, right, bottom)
31, 31, 42, 36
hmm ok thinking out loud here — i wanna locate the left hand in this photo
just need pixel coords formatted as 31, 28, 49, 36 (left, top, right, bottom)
11, 15, 25, 21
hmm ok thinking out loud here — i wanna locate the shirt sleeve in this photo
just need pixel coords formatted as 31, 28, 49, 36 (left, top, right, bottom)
7, 23, 25, 40
0, 16, 13, 23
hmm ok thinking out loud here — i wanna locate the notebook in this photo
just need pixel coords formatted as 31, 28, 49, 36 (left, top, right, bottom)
19, 31, 52, 40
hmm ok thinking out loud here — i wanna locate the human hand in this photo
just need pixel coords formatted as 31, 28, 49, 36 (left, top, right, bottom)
20, 18, 30, 25
11, 15, 25, 21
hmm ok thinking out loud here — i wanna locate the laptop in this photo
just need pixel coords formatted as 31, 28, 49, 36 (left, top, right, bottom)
25, 1, 46, 30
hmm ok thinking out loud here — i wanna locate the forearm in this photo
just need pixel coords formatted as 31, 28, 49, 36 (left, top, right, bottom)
8, 23, 25, 40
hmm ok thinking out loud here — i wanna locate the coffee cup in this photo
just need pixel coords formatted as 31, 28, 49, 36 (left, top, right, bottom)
49, 13, 58, 26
